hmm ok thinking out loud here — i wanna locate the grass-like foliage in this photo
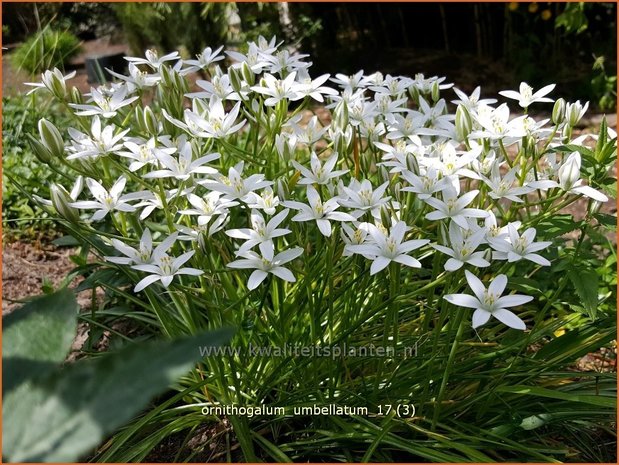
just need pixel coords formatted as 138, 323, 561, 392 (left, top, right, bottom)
10, 37, 617, 462
10, 26, 81, 76
2, 94, 72, 240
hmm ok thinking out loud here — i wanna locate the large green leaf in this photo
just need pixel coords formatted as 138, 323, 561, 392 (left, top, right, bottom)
3, 288, 79, 393
568, 268, 599, 319
594, 212, 617, 231
3, 327, 233, 462
535, 214, 583, 238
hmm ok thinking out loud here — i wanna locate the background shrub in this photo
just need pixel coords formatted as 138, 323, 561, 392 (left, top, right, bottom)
10, 26, 81, 76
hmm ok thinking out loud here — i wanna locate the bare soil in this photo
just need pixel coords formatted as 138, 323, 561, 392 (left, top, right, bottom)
1, 241, 85, 314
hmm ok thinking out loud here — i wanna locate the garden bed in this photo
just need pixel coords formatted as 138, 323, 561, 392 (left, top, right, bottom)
3, 32, 617, 463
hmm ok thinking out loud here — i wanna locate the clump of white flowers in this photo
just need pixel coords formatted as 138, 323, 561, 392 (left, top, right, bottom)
27, 37, 614, 333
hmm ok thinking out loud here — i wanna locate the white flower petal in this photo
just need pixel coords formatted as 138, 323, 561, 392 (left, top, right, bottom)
571, 185, 609, 202
444, 293, 482, 309
393, 254, 421, 268
248, 270, 269, 290
464, 270, 486, 301
370, 256, 391, 275
134, 274, 161, 292
316, 219, 332, 237
488, 274, 508, 296
472, 308, 491, 328
444, 258, 463, 271
270, 266, 296, 282
495, 294, 533, 308
492, 308, 526, 330
177, 268, 204, 276
524, 253, 551, 266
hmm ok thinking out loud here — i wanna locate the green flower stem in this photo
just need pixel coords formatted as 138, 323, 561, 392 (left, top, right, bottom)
170, 290, 197, 334
492, 222, 590, 390
419, 271, 456, 416
110, 212, 127, 237
431, 305, 466, 430
389, 263, 402, 347
107, 157, 151, 190
541, 123, 560, 154
498, 139, 513, 168
523, 195, 582, 228
156, 178, 175, 233
422, 253, 445, 334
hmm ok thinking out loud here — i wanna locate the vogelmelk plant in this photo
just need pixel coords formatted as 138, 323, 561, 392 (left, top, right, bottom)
9, 37, 617, 462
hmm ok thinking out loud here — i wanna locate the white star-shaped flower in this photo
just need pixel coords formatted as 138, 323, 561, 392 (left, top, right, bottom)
445, 270, 532, 330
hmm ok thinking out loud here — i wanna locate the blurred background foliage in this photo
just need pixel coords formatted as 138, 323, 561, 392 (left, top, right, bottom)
3, 2, 616, 109
9, 25, 81, 75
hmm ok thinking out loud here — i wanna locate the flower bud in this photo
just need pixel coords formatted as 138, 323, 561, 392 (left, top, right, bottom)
455, 105, 472, 141
162, 91, 184, 120
275, 134, 295, 163
380, 205, 392, 228
38, 119, 64, 159
393, 182, 402, 203
70, 86, 83, 105
406, 154, 419, 174
228, 66, 243, 93
50, 184, 80, 223
27, 134, 53, 164
371, 71, 384, 86
588, 200, 602, 215
557, 152, 580, 189
194, 98, 208, 115
276, 178, 289, 201
195, 229, 208, 253
134, 106, 147, 132
161, 115, 177, 136
431, 81, 440, 103
268, 112, 278, 128
241, 62, 255, 86
333, 101, 349, 130
143, 106, 159, 135
344, 128, 354, 154
435, 222, 447, 244
332, 130, 344, 154
552, 98, 566, 125
174, 72, 189, 94
42, 69, 70, 99
379, 166, 390, 184
408, 86, 420, 105
159, 64, 174, 88
567, 100, 589, 127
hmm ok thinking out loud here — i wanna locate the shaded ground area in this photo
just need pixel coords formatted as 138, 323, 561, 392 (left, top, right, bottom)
2, 241, 83, 314
3, 38, 130, 95
1, 241, 145, 361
